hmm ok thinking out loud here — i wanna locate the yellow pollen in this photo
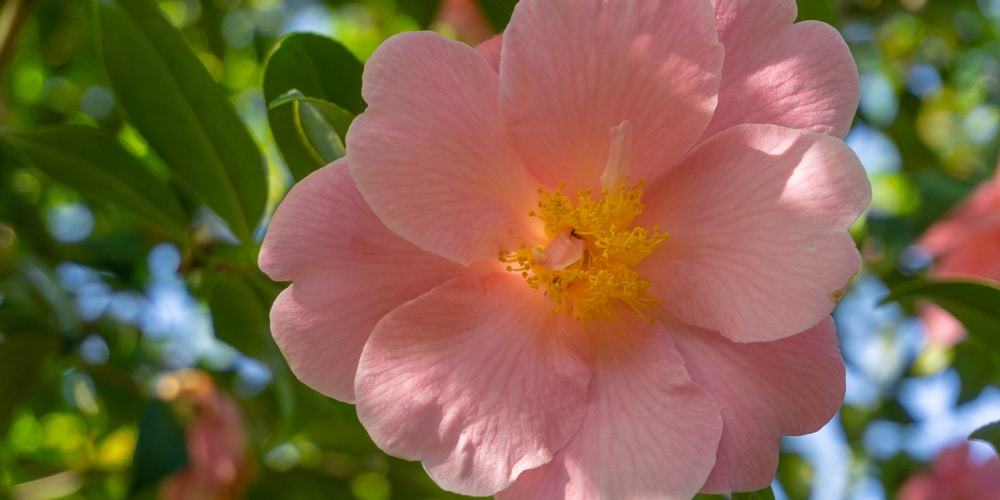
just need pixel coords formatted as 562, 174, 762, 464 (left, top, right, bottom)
499, 181, 668, 322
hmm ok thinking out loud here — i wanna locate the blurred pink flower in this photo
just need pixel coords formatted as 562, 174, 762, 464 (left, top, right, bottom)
260, 0, 869, 496
433, 0, 494, 45
919, 170, 1000, 345
898, 442, 1000, 500
161, 371, 249, 500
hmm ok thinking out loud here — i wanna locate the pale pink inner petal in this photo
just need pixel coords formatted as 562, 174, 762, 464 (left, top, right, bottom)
703, 0, 859, 139
355, 272, 591, 497
639, 124, 871, 342
498, 317, 723, 500
499, 0, 723, 191
347, 31, 538, 266
671, 316, 845, 493
260, 162, 464, 402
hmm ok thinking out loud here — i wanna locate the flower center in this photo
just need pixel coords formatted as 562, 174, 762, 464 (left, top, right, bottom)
499, 180, 667, 322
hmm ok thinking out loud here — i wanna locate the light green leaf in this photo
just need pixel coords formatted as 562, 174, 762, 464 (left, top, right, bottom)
263, 33, 363, 181
270, 90, 353, 166
970, 420, 1000, 456
96, 0, 266, 244
2, 126, 188, 240
732, 485, 777, 500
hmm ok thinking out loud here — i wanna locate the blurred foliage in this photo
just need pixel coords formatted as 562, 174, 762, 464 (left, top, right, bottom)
0, 0, 998, 499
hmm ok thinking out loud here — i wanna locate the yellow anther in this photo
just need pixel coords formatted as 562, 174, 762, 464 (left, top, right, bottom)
500, 181, 667, 322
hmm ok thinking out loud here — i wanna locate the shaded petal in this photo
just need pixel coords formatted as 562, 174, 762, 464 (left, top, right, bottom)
639, 124, 870, 342
500, 0, 723, 191
476, 34, 502, 73
671, 316, 844, 493
499, 318, 722, 500
347, 32, 538, 265
355, 272, 590, 496
702, 0, 859, 139
261, 161, 464, 402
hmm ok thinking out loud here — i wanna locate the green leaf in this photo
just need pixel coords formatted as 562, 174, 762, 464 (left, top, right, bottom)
732, 485, 777, 500
795, 0, 838, 26
208, 272, 278, 360
882, 278, 1000, 349
953, 338, 1000, 403
130, 399, 188, 495
270, 90, 353, 166
1, 126, 188, 240
477, 0, 518, 32
970, 420, 1000, 456
263, 32, 364, 181
96, 0, 266, 244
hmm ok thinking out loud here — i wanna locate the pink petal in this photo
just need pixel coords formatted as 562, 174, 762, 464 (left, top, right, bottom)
702, 0, 859, 139
639, 124, 871, 342
671, 317, 845, 493
476, 34, 502, 73
921, 174, 1000, 259
499, 0, 724, 191
919, 303, 966, 347
260, 161, 464, 402
347, 32, 538, 266
498, 318, 723, 499
354, 272, 591, 496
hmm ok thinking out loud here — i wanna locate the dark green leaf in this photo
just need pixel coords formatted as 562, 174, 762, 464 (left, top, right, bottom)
796, 0, 838, 26
970, 420, 1000, 456
263, 33, 363, 181
732, 485, 777, 500
130, 399, 188, 495
96, 0, 266, 244
477, 0, 518, 32
953, 338, 1000, 403
270, 90, 352, 166
1, 126, 188, 240
0, 331, 60, 434
208, 272, 277, 360
882, 278, 1000, 350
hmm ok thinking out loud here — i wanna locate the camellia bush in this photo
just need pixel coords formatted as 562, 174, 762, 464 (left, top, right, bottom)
0, 0, 999, 499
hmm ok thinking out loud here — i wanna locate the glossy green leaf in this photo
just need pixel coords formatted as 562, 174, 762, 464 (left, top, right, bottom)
1, 126, 188, 240
263, 32, 363, 181
270, 90, 352, 166
96, 0, 266, 244
970, 420, 1000, 456
882, 278, 1000, 349
732, 485, 777, 500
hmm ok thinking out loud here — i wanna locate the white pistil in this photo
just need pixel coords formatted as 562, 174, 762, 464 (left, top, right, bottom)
600, 119, 633, 190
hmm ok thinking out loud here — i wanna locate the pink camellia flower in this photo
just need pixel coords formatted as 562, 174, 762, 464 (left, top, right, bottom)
919, 170, 1000, 346
260, 0, 870, 497
898, 442, 1000, 500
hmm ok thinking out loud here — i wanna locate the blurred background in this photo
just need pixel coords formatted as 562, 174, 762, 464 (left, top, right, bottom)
0, 0, 999, 498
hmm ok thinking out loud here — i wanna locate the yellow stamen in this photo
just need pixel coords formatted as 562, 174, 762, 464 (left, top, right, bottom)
499, 181, 667, 322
